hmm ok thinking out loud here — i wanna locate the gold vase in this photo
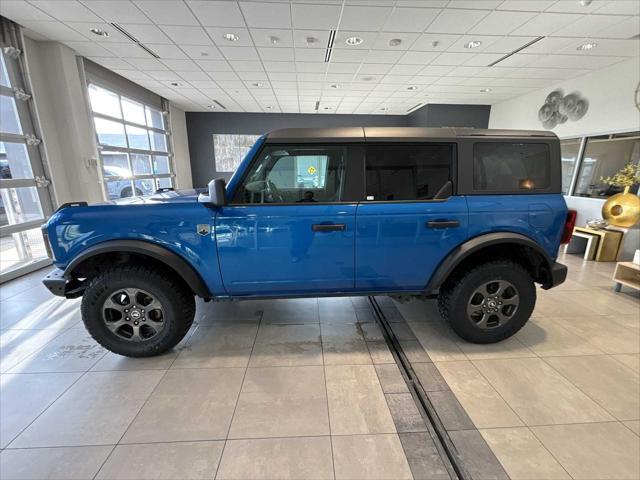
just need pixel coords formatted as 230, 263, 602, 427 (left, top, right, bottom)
602, 186, 640, 228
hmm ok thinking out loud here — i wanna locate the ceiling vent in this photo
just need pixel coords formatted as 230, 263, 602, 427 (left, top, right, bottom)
212, 100, 227, 110
488, 36, 544, 67
325, 30, 336, 63
315, 100, 320, 111
110, 23, 160, 59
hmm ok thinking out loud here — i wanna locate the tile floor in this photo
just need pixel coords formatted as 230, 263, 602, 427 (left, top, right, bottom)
395, 252, 640, 480
0, 251, 638, 479
0, 268, 448, 480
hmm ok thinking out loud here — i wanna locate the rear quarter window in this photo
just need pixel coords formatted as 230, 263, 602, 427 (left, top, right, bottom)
474, 142, 551, 192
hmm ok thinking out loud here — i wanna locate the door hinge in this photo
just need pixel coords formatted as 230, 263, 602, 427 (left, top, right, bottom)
25, 134, 41, 146
3, 46, 22, 59
35, 176, 51, 188
13, 88, 31, 101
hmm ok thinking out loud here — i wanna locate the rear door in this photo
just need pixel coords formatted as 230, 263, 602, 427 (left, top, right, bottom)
355, 143, 468, 291
215, 143, 363, 296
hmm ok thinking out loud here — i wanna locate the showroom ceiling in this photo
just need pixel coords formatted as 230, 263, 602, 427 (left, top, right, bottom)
1, 0, 639, 114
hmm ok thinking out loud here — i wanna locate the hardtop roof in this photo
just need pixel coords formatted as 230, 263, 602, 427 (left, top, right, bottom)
264, 127, 556, 143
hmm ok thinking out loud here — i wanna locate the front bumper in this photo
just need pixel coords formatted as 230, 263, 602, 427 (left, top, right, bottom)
43, 269, 85, 298
543, 261, 567, 289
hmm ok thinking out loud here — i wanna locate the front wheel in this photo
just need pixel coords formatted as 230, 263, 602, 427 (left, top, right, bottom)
81, 265, 195, 357
438, 260, 536, 344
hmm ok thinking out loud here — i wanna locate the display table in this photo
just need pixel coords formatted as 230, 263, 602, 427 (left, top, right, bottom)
572, 226, 623, 262
613, 262, 640, 292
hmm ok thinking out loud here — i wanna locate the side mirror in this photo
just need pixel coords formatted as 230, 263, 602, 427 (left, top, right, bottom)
198, 178, 226, 206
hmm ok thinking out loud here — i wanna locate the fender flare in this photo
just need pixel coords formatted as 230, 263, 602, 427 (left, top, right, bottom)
425, 232, 553, 292
64, 240, 210, 298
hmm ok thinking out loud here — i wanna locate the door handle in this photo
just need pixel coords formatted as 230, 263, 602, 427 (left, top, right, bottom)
426, 220, 460, 228
312, 223, 346, 232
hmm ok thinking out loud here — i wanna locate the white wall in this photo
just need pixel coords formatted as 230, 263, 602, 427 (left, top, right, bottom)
169, 104, 193, 190
489, 58, 640, 138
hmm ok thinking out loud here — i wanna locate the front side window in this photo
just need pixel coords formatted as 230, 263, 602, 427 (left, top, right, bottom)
233, 145, 347, 204
474, 142, 550, 192
574, 134, 639, 198
365, 144, 452, 201
88, 84, 173, 199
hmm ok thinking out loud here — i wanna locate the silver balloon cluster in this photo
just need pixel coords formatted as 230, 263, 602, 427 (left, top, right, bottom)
538, 89, 589, 129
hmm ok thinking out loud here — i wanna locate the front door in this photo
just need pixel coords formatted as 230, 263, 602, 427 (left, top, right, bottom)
216, 143, 361, 296
356, 143, 469, 291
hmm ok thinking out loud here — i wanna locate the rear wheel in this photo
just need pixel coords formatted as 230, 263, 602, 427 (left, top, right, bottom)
438, 260, 536, 343
81, 264, 195, 357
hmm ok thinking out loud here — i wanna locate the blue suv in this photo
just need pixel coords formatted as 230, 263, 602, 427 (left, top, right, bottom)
42, 127, 573, 357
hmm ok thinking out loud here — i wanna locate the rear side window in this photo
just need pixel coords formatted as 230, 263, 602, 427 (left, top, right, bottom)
365, 144, 452, 201
474, 142, 550, 192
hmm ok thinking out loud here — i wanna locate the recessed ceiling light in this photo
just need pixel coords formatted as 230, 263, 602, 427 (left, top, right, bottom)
580, 0, 592, 6
407, 86, 418, 91
223, 33, 239, 42
345, 36, 364, 46
480, 88, 491, 93
269, 36, 280, 45
577, 42, 597, 51
90, 28, 109, 37
252, 82, 263, 87
464, 40, 482, 49
305, 36, 317, 45
388, 38, 402, 47
330, 84, 340, 89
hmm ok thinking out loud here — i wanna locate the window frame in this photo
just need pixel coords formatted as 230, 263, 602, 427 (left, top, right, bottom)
229, 143, 365, 206
86, 81, 175, 200
362, 142, 456, 204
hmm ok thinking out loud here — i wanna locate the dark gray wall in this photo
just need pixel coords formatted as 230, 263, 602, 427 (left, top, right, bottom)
186, 104, 490, 187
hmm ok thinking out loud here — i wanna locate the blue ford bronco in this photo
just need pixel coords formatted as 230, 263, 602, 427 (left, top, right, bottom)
42, 127, 574, 357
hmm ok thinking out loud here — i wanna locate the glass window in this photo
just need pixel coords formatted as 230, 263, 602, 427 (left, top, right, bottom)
213, 134, 261, 172
560, 138, 581, 195
88, 83, 173, 198
88, 84, 122, 119
0, 95, 23, 135
234, 145, 347, 204
366, 144, 452, 201
0, 228, 47, 274
474, 143, 550, 192
0, 142, 34, 180
121, 97, 146, 125
574, 135, 640, 198
0, 53, 10, 87
0, 187, 44, 226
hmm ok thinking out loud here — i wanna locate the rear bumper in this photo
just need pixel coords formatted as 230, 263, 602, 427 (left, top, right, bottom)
43, 269, 85, 298
543, 261, 567, 289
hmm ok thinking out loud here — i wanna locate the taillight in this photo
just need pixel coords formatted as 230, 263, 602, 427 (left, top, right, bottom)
560, 209, 577, 244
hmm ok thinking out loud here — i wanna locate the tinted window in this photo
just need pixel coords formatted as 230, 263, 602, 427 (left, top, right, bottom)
365, 144, 452, 201
234, 145, 346, 204
474, 143, 550, 192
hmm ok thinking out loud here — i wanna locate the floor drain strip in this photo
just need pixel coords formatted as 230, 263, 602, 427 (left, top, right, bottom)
368, 296, 472, 480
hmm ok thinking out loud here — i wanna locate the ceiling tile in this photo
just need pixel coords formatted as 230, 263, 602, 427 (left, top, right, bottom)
219, 46, 260, 61
1, 1, 54, 20
411, 33, 461, 51
65, 41, 115, 57
371, 33, 419, 50
229, 60, 264, 71
18, 20, 88, 41
398, 51, 440, 64
161, 58, 200, 71
419, 64, 455, 75
520, 36, 575, 53
186, 1, 246, 27
146, 70, 182, 81
263, 61, 296, 72
510, 12, 580, 36
82, 0, 152, 24
178, 70, 211, 81
464, 52, 504, 66
382, 7, 441, 33
364, 50, 404, 63
468, 11, 536, 35
339, 5, 392, 31
569, 38, 639, 57
328, 62, 360, 73
250, 29, 294, 47
426, 9, 489, 34
133, 1, 198, 25
196, 60, 232, 72
145, 43, 187, 59
431, 52, 476, 65
240, 1, 292, 28
294, 48, 326, 62
447, 65, 486, 76
388, 64, 423, 75
30, 0, 101, 21
291, 3, 342, 29
293, 30, 331, 48
65, 21, 131, 42
123, 57, 169, 70
446, 35, 503, 52
114, 69, 151, 80
104, 42, 153, 58
545, 0, 603, 14
181, 45, 224, 60
496, 0, 556, 11
481, 36, 539, 54
552, 14, 626, 37
359, 63, 393, 74
593, 16, 640, 39
295, 62, 326, 73
258, 47, 295, 61
330, 49, 368, 63
119, 24, 173, 44
209, 71, 242, 81
207, 27, 254, 47
87, 57, 136, 70
448, 0, 502, 8
161, 26, 212, 45
595, 0, 640, 15
491, 53, 542, 67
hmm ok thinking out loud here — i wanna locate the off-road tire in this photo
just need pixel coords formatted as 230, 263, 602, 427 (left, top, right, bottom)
81, 264, 195, 357
438, 260, 536, 344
